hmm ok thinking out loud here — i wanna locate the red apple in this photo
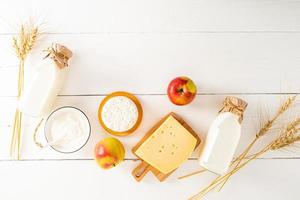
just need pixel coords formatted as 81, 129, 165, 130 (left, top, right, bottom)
94, 137, 125, 170
167, 76, 197, 105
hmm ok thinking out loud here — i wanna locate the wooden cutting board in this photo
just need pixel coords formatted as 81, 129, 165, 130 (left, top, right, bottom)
132, 112, 201, 182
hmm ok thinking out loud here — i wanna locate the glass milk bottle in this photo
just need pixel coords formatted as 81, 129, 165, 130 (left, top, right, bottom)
198, 96, 248, 175
19, 43, 73, 117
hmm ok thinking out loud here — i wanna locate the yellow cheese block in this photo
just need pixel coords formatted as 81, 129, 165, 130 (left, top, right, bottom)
135, 115, 197, 174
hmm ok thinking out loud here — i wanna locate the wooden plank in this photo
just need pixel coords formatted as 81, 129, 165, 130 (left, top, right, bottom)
0, 159, 298, 200
0, 95, 299, 160
0, 1, 299, 200
1, 0, 300, 33
0, 67, 18, 97
1, 33, 300, 96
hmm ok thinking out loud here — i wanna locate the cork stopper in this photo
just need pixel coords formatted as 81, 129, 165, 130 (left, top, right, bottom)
219, 96, 248, 123
44, 43, 73, 69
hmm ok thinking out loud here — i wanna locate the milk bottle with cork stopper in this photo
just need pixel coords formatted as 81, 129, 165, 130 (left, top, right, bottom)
19, 43, 73, 117
198, 96, 248, 175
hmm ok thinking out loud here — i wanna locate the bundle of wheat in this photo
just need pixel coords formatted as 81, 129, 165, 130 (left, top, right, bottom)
11, 23, 40, 159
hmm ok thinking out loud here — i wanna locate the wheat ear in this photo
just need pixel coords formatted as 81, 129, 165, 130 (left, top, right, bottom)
190, 117, 300, 200
10, 23, 39, 159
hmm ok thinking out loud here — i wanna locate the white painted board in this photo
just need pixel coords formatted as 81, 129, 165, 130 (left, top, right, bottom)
0, 0, 300, 199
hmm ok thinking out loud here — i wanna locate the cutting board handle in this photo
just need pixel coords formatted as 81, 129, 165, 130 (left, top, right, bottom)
132, 161, 151, 182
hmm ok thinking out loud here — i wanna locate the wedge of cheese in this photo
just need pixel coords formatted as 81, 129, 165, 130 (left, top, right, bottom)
135, 115, 197, 174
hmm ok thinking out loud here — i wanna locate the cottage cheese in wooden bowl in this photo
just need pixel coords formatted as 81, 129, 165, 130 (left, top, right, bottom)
98, 92, 143, 136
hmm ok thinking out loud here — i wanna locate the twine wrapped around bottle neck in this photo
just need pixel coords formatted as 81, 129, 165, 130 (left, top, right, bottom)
219, 96, 248, 123
44, 43, 73, 69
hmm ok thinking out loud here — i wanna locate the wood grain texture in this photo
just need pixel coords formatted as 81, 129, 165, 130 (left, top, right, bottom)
0, 159, 299, 200
0, 0, 300, 199
0, 95, 299, 160
1, 0, 300, 33
1, 33, 300, 96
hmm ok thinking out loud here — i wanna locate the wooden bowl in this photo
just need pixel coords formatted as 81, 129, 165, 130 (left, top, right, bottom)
98, 91, 143, 136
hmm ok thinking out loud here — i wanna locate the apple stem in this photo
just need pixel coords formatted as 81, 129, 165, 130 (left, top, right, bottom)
178, 88, 184, 94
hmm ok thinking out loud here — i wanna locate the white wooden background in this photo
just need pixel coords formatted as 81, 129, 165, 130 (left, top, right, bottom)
1, 0, 300, 199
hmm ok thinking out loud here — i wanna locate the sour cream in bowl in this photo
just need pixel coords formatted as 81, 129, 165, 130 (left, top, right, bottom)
44, 106, 91, 153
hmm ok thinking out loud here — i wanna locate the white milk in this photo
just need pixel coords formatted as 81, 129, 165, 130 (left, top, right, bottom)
19, 44, 72, 117
199, 97, 248, 175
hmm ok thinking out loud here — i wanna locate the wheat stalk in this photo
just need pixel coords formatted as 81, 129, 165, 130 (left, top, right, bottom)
189, 147, 270, 200
270, 118, 300, 150
10, 22, 39, 159
179, 96, 296, 180
217, 95, 297, 190
190, 117, 300, 200
257, 96, 296, 138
